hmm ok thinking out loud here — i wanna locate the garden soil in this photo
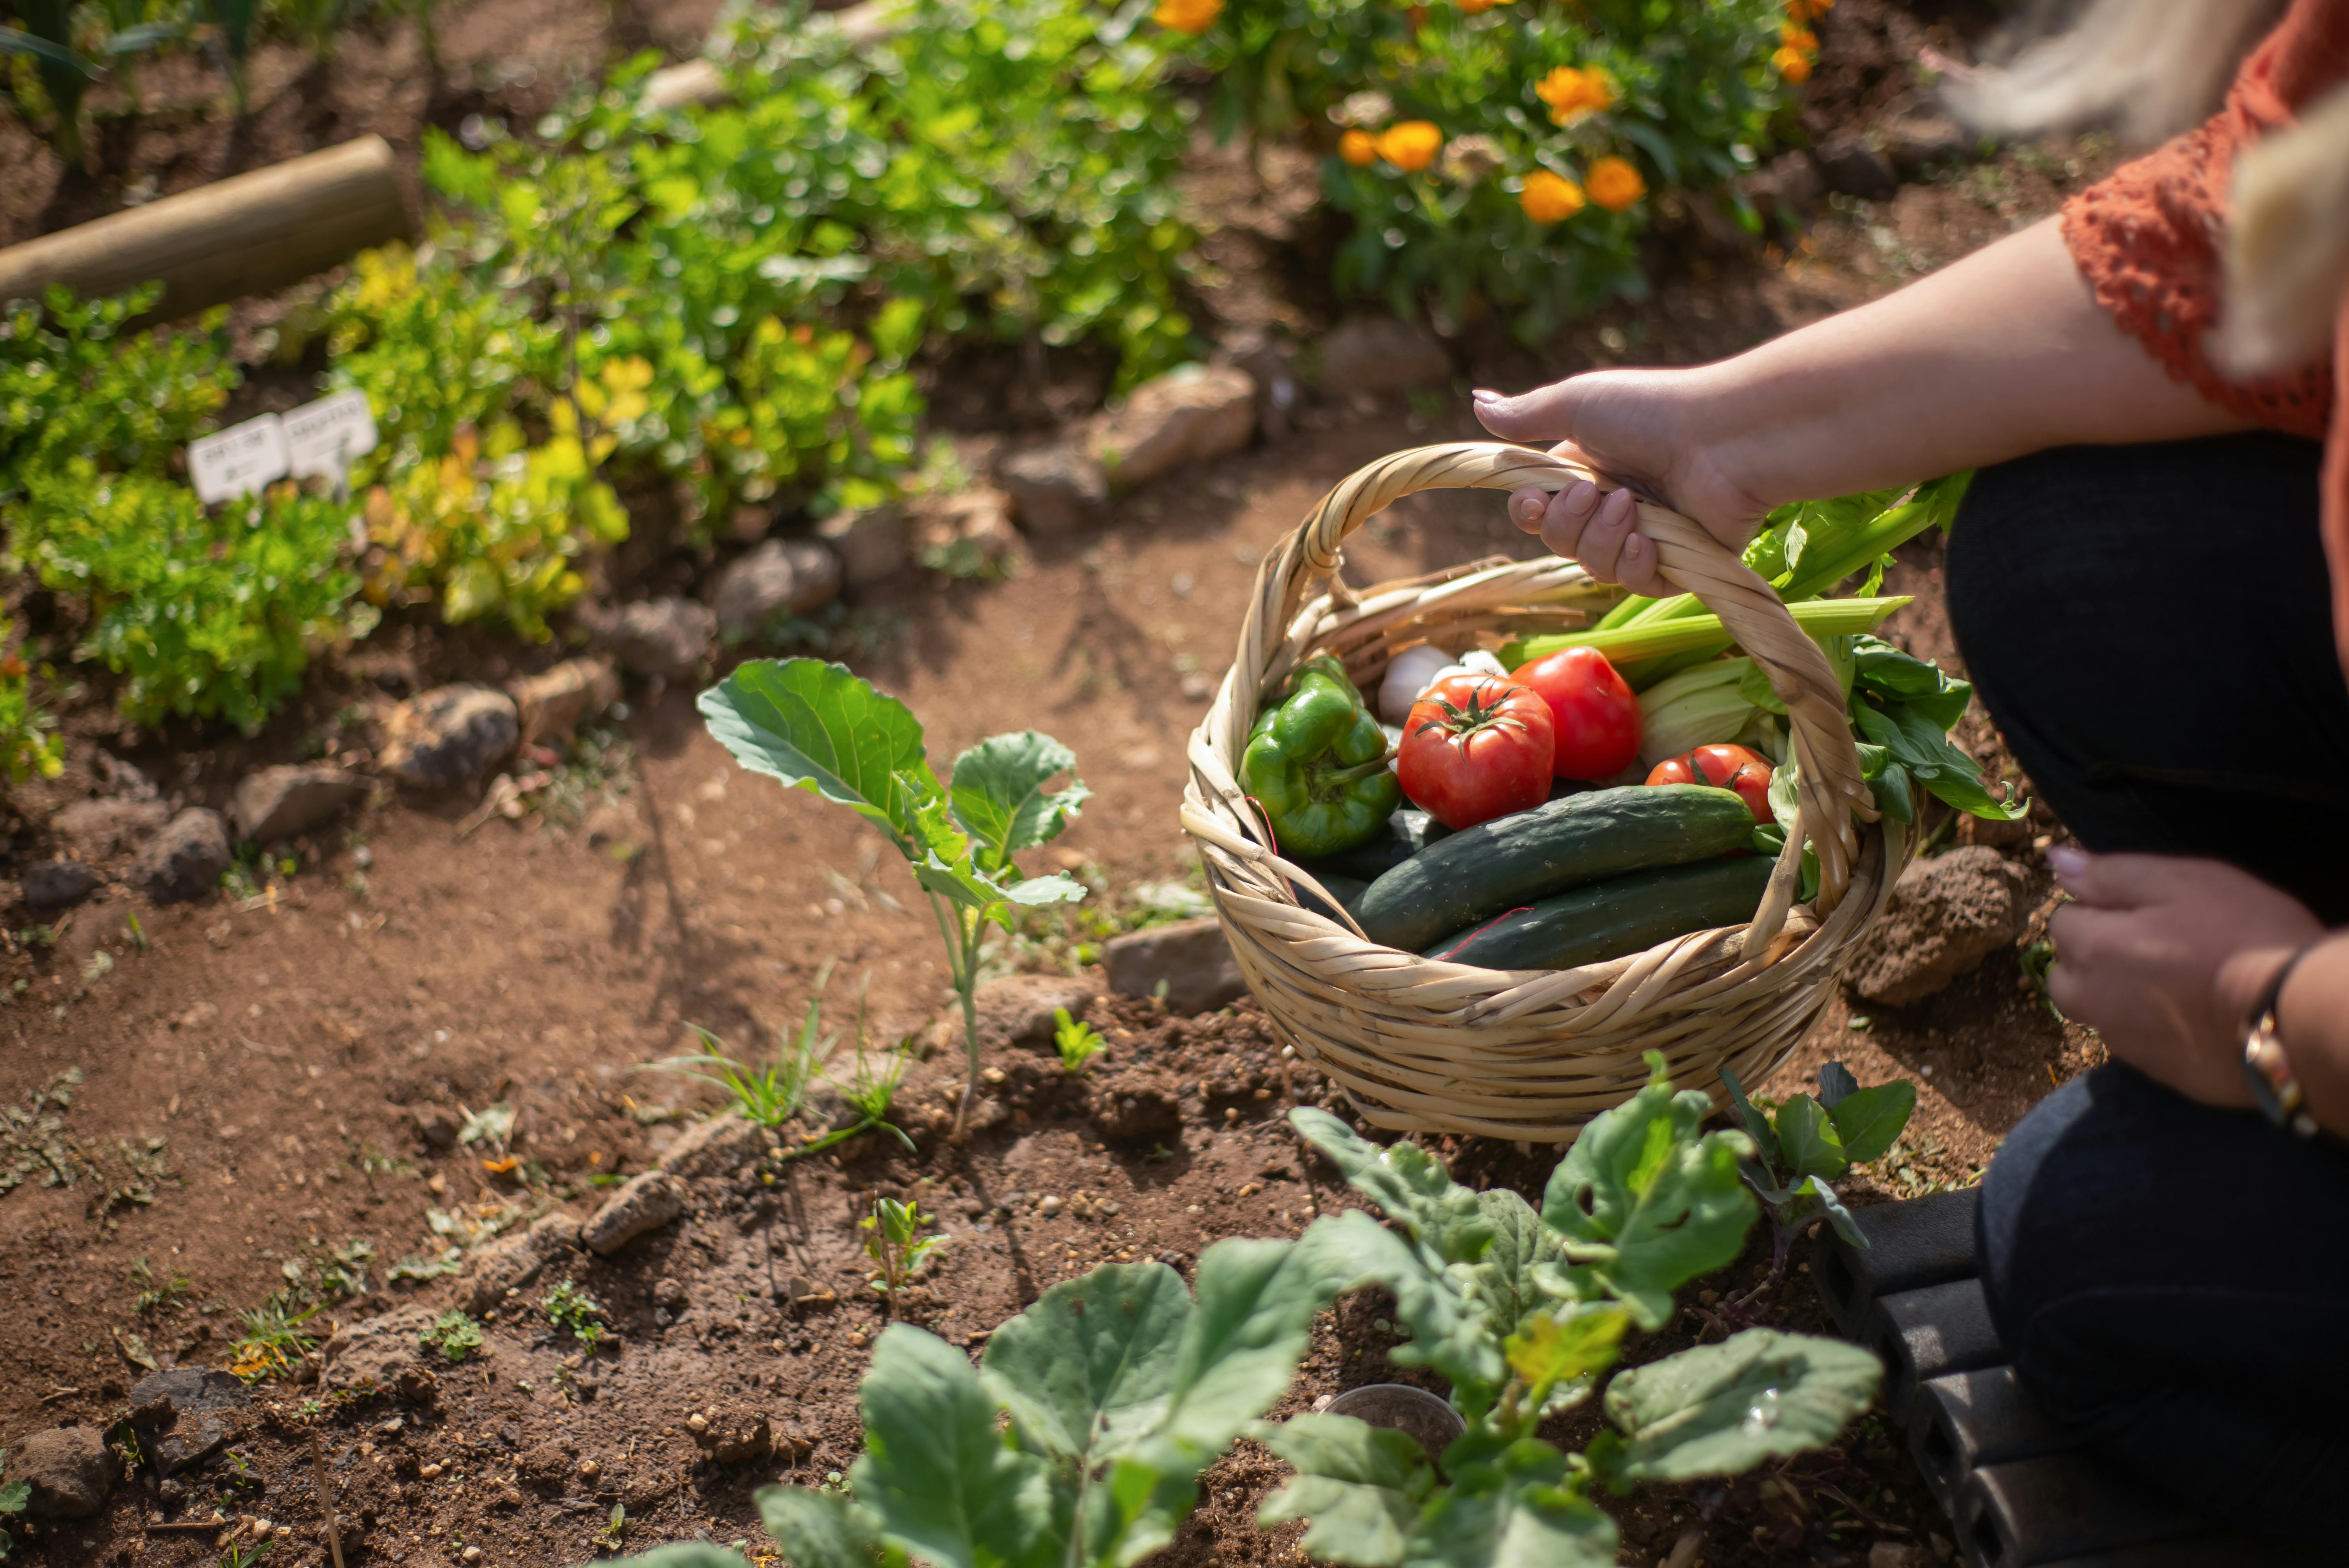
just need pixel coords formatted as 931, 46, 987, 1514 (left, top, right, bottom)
2, 4, 2121, 1564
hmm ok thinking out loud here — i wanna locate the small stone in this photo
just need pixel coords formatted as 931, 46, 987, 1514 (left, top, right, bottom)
1815, 135, 1899, 201
686, 1413, 710, 1435
318, 1303, 444, 1393
230, 764, 367, 842
1315, 317, 1451, 395
658, 1110, 767, 1179
577, 1458, 600, 1481
6, 1426, 114, 1518
128, 1366, 248, 1476
377, 685, 520, 789
51, 797, 169, 860
816, 507, 910, 587
132, 809, 231, 905
508, 657, 620, 748
583, 597, 717, 679
1000, 442, 1109, 534
972, 973, 1103, 1051
1037, 1195, 1063, 1217
581, 1169, 688, 1256
1102, 916, 1245, 1016
419, 1463, 443, 1480
652, 1276, 690, 1310
462, 1547, 484, 1565
1846, 846, 2031, 1007
21, 860, 101, 918
1085, 364, 1256, 489
714, 540, 843, 640
410, 1103, 462, 1151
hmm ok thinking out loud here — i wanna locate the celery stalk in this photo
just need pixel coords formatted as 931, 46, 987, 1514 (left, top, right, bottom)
1502, 595, 1912, 668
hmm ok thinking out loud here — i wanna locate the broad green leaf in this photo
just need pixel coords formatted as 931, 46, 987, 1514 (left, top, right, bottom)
1004, 871, 1086, 907
1258, 1413, 1433, 1568
852, 1324, 1059, 1568
610, 1548, 758, 1568
1816, 1061, 1859, 1110
1597, 1329, 1883, 1485
1716, 1067, 1777, 1175
1825, 1080, 1916, 1166
0, 1481, 25, 1514
1851, 698, 2025, 820
1404, 1443, 1617, 1568
1297, 1210, 1504, 1405
1774, 1095, 1846, 1184
700, 659, 937, 853
1083, 1455, 1199, 1568
1151, 1237, 1339, 1463
950, 732, 1090, 871
1289, 1109, 1490, 1266
1541, 1054, 1757, 1330
1848, 635, 1971, 732
757, 1486, 906, 1568
1464, 1188, 1559, 1336
1501, 1303, 1629, 1405
1800, 1176, 1867, 1251
980, 1261, 1190, 1461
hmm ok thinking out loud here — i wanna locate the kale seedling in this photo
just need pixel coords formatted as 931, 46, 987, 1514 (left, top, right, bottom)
700, 658, 1089, 1134
859, 1197, 941, 1319
1721, 1059, 1917, 1288
418, 1310, 485, 1364
1052, 1006, 1106, 1074
543, 1281, 608, 1349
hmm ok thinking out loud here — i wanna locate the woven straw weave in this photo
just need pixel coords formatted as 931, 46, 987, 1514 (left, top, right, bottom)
1180, 443, 1911, 1141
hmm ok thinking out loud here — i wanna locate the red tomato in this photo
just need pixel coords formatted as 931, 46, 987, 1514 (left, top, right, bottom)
1647, 743, 1774, 825
1511, 646, 1643, 780
1398, 673, 1555, 830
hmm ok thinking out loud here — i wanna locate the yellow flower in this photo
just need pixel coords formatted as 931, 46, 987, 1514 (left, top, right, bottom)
1153, 0, 1221, 34
1535, 65, 1616, 127
1376, 121, 1444, 173
1586, 155, 1645, 211
1772, 43, 1813, 83
1340, 128, 1379, 167
1780, 21, 1816, 48
1519, 170, 1586, 224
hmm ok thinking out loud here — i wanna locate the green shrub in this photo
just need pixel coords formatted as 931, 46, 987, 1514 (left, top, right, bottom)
0, 613, 64, 786
0, 285, 237, 499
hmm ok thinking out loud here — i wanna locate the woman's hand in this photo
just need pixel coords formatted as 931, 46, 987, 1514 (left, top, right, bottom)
2045, 846, 2323, 1107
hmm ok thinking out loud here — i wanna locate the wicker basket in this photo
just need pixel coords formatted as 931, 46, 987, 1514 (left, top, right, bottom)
1180, 442, 1912, 1142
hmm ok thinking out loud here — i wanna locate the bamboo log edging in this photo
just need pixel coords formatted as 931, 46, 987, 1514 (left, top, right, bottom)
1182, 441, 1909, 1142
0, 136, 412, 323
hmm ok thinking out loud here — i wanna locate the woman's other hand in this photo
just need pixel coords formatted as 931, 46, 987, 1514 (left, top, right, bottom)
2046, 846, 2323, 1107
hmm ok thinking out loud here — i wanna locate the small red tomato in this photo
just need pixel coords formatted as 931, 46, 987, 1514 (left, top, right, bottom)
1399, 673, 1556, 831
1647, 743, 1775, 825
1511, 646, 1643, 780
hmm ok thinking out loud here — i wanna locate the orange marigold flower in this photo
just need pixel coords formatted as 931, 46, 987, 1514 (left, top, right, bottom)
1340, 128, 1379, 167
1772, 43, 1813, 83
1535, 65, 1616, 127
1519, 170, 1586, 224
1375, 120, 1444, 173
1779, 21, 1816, 48
1153, 0, 1221, 34
1586, 155, 1645, 211
1786, 0, 1833, 17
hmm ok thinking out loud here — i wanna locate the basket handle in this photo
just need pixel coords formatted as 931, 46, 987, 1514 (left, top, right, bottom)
1257, 441, 1875, 933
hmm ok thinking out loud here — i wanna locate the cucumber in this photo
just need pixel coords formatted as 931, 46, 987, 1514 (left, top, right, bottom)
1423, 855, 1775, 970
1295, 809, 1453, 881
1353, 785, 1755, 952
1294, 872, 1369, 923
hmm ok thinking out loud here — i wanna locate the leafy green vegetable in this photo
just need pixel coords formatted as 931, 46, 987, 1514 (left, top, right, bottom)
1592, 1329, 1886, 1486
1720, 1061, 1917, 1284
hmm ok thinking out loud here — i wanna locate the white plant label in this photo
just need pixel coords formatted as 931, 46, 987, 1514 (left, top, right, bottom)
283, 390, 379, 480
187, 414, 292, 504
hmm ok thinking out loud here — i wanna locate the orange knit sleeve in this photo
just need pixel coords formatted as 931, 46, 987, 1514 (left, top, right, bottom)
2060, 0, 2349, 441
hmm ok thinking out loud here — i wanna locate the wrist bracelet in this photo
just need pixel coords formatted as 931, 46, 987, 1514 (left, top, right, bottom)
2242, 943, 2320, 1139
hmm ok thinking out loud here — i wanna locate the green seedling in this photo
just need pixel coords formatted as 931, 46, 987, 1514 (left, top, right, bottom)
1052, 1006, 1106, 1074
700, 659, 1089, 1135
594, 1501, 629, 1550
456, 1103, 516, 1156
2021, 938, 2064, 1021
640, 962, 837, 1130
0, 1451, 24, 1560
1722, 1059, 1918, 1288
226, 1295, 320, 1383
859, 1196, 941, 1319
418, 1310, 484, 1364
544, 1281, 607, 1349
130, 1256, 191, 1313
218, 1541, 271, 1568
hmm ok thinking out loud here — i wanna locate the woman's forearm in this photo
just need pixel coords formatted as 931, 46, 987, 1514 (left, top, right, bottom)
1689, 217, 2253, 508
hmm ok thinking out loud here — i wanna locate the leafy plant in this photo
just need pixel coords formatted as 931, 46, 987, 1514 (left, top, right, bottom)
640, 965, 838, 1131
1053, 1005, 1107, 1074
859, 1196, 941, 1317
0, 0, 182, 164
832, 1026, 916, 1155
544, 1280, 608, 1348
1720, 1060, 1916, 1286
700, 657, 1089, 1133
594, 1500, 629, 1551
417, 1310, 485, 1364
226, 1294, 321, 1383
0, 1448, 27, 1559
130, 1256, 192, 1313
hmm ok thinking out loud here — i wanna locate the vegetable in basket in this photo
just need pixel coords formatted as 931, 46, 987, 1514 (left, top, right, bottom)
1511, 644, 1643, 780
1426, 855, 1775, 970
1294, 806, 1451, 880
1647, 742, 1774, 826
1241, 655, 1401, 857
1395, 671, 1554, 830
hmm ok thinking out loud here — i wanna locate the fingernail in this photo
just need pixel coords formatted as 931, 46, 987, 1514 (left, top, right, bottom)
2045, 844, 2087, 883
1471, 388, 1502, 404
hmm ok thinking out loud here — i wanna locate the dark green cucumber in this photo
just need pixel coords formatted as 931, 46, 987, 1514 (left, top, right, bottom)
1422, 855, 1774, 970
1294, 873, 1369, 924
1353, 784, 1757, 952
1295, 809, 1453, 881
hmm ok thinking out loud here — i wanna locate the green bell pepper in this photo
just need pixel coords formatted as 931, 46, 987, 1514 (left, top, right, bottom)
1240, 655, 1401, 858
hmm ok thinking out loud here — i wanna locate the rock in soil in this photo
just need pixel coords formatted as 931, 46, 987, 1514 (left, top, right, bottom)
816, 505, 911, 587
973, 973, 1104, 1051
21, 859, 101, 918
1315, 316, 1452, 395
658, 1110, 768, 1180
5, 1426, 114, 1518
231, 763, 367, 842
1847, 846, 2030, 1007
583, 597, 718, 679
320, 1303, 445, 1393
51, 797, 169, 860
508, 657, 620, 748
1085, 363, 1256, 489
713, 539, 843, 639
377, 685, 520, 789
127, 1366, 249, 1477
457, 1211, 581, 1315
410, 1102, 462, 1150
1000, 442, 1109, 533
1103, 916, 1246, 1016
911, 488, 1021, 573
132, 808, 231, 905
582, 1169, 688, 1256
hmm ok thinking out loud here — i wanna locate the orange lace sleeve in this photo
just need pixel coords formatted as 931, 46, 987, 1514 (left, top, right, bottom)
2060, 0, 2349, 440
